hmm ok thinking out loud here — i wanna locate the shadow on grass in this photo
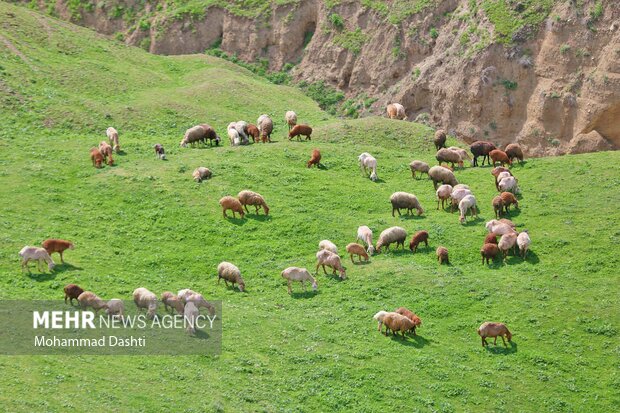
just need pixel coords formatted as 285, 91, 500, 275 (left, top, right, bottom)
482, 259, 503, 269
461, 216, 484, 226
53, 263, 84, 273
291, 290, 318, 299
485, 341, 517, 354
316, 163, 328, 170
192, 329, 212, 340
246, 214, 271, 222
396, 214, 426, 220
225, 217, 247, 226
25, 270, 57, 281
349, 259, 371, 265
380, 248, 410, 257
504, 208, 521, 218
386, 333, 431, 347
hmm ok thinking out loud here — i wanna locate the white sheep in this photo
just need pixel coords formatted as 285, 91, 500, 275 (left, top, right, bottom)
458, 194, 478, 223
315, 250, 346, 279
498, 176, 519, 193
485, 219, 517, 235
106, 127, 120, 152
356, 225, 375, 255
285, 111, 297, 131
77, 291, 108, 314
450, 188, 473, 212
19, 246, 55, 272
453, 184, 470, 191
227, 122, 241, 146
498, 232, 518, 258
376, 226, 407, 252
281, 267, 318, 294
235, 120, 249, 144
178, 289, 215, 316
106, 299, 125, 317
133, 287, 158, 319
517, 230, 531, 259
436, 184, 453, 210
217, 261, 245, 292
373, 310, 396, 333
319, 240, 338, 254
358, 152, 378, 181
390, 192, 424, 216
184, 301, 199, 335
448, 146, 472, 163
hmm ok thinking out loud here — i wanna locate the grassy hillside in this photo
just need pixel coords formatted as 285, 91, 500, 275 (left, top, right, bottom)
1, 3, 619, 412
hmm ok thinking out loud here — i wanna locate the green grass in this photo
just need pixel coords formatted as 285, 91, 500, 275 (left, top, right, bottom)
1, 3, 620, 412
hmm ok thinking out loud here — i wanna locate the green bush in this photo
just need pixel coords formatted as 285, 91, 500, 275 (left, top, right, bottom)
329, 13, 345, 30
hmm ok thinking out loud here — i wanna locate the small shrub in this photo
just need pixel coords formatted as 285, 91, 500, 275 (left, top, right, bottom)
430, 27, 439, 39
501, 79, 518, 90
139, 37, 151, 51
329, 13, 345, 30
560, 44, 571, 54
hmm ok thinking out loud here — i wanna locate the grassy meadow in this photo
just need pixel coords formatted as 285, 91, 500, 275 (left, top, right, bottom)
1, 3, 619, 412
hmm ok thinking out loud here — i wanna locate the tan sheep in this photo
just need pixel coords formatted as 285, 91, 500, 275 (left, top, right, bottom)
346, 243, 369, 263
409, 160, 430, 179
382, 312, 416, 338
238, 190, 269, 215
133, 287, 158, 319
219, 196, 245, 219
161, 291, 184, 314
217, 261, 245, 292
390, 192, 424, 216
315, 249, 346, 279
478, 322, 512, 347
436, 246, 449, 265
77, 291, 108, 314
281, 267, 317, 294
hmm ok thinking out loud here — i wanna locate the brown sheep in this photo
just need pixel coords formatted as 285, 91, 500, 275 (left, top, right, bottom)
492, 196, 504, 219
42, 239, 74, 263
307, 149, 321, 168
436, 148, 463, 169
288, 124, 312, 141
161, 291, 184, 314
247, 124, 260, 143
434, 129, 447, 150
237, 190, 269, 215
470, 141, 496, 167
484, 233, 498, 245
219, 196, 245, 219
409, 230, 429, 253
489, 149, 512, 167
409, 160, 430, 179
478, 322, 512, 347
481, 243, 500, 264
99, 141, 114, 166
90, 147, 103, 168
394, 307, 422, 335
346, 243, 369, 263
382, 312, 416, 338
505, 143, 524, 164
500, 192, 519, 213
436, 246, 449, 265
386, 103, 407, 120
64, 284, 84, 305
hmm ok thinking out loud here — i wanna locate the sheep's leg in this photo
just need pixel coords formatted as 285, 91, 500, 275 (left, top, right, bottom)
493, 337, 498, 345
243, 205, 249, 213
350, 254, 354, 264
501, 336, 507, 347
481, 337, 486, 347
377, 321, 382, 332
322, 264, 327, 275
301, 281, 306, 292
59, 251, 64, 263
287, 281, 292, 294
224, 280, 229, 287
64, 294, 68, 304
223, 210, 228, 219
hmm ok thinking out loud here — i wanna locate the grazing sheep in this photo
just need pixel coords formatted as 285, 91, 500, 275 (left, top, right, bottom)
394, 307, 422, 335
281, 267, 317, 294
436, 246, 449, 265
436, 148, 463, 169
64, 284, 84, 305
496, 171, 512, 185
484, 233, 498, 245
498, 176, 519, 193
492, 167, 512, 190
184, 301, 199, 335
409, 160, 430, 179
99, 141, 114, 166
227, 122, 241, 146
178, 289, 215, 316
505, 143, 524, 164
436, 184, 453, 210
448, 146, 472, 164
498, 232, 518, 258
453, 184, 470, 191
356, 225, 375, 255
386, 103, 407, 120
257, 114, 273, 143
154, 144, 166, 160
234, 121, 249, 145
489, 149, 512, 167
434, 129, 447, 150
450, 188, 473, 212
492, 195, 504, 218
358, 152, 378, 181
373, 311, 393, 333
376, 226, 407, 252
390, 192, 424, 217
428, 165, 458, 189
346, 243, 369, 263
19, 246, 55, 272
217, 261, 245, 292
181, 125, 215, 147
319, 240, 338, 254
285, 110, 297, 131
478, 322, 512, 347
500, 192, 519, 213
517, 230, 531, 259
288, 124, 312, 141
499, 218, 516, 228
382, 312, 416, 338
133, 287, 158, 319
315, 250, 346, 279
459, 195, 478, 223
247, 124, 260, 143
485, 219, 516, 234
481, 243, 500, 264
470, 140, 496, 167
42, 239, 74, 263
409, 230, 429, 253
237, 190, 269, 215
161, 291, 184, 314
219, 196, 245, 219
199, 124, 221, 146
90, 147, 104, 168
78, 291, 108, 313
192, 167, 212, 182
106, 299, 125, 317
106, 127, 120, 152
307, 149, 321, 168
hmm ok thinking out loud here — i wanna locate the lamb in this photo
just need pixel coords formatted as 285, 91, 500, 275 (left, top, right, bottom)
498, 232, 518, 258
307, 149, 321, 168
448, 146, 472, 163
217, 261, 245, 292
478, 322, 512, 347
133, 287, 158, 319
450, 188, 473, 212
356, 225, 375, 255
470, 140, 496, 167
161, 291, 184, 314
458, 194, 478, 224
409, 230, 429, 253
394, 307, 422, 335
409, 160, 430, 179
154, 143, 166, 160
346, 243, 369, 263
492, 195, 504, 218
227, 122, 241, 146
237, 190, 269, 215
376, 226, 407, 252
436, 148, 463, 169
234, 121, 249, 145
505, 143, 524, 164
436, 184, 453, 210
281, 267, 317, 294
184, 301, 199, 335
90, 147, 104, 168
78, 291, 108, 313
177, 289, 215, 316
382, 312, 416, 338
285, 110, 297, 131
390, 192, 424, 216
192, 167, 212, 182
246, 124, 260, 143
500, 192, 519, 213
64, 283, 84, 305
99, 141, 114, 166
358, 152, 378, 181
428, 165, 458, 189
106, 299, 125, 317
257, 114, 273, 143
386, 103, 407, 120
315, 249, 346, 279
318, 240, 338, 254
498, 176, 519, 193
288, 124, 312, 141
42, 239, 74, 263
484, 233, 498, 245
106, 127, 120, 152
481, 243, 500, 264
219, 196, 245, 219
517, 230, 531, 259
436, 246, 449, 265
485, 219, 516, 235
19, 246, 55, 272
489, 149, 512, 167
434, 129, 447, 150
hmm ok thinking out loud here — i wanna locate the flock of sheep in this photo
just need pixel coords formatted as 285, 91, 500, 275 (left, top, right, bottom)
20, 105, 532, 344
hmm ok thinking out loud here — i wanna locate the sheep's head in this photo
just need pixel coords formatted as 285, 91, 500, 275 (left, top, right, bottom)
215, 135, 221, 145
262, 205, 270, 215
311, 279, 318, 291
238, 281, 245, 292
180, 140, 187, 147
367, 245, 375, 256
339, 268, 346, 279
459, 214, 466, 224
69, 243, 75, 250
506, 330, 512, 341
48, 262, 56, 271
370, 171, 378, 182
417, 207, 424, 216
